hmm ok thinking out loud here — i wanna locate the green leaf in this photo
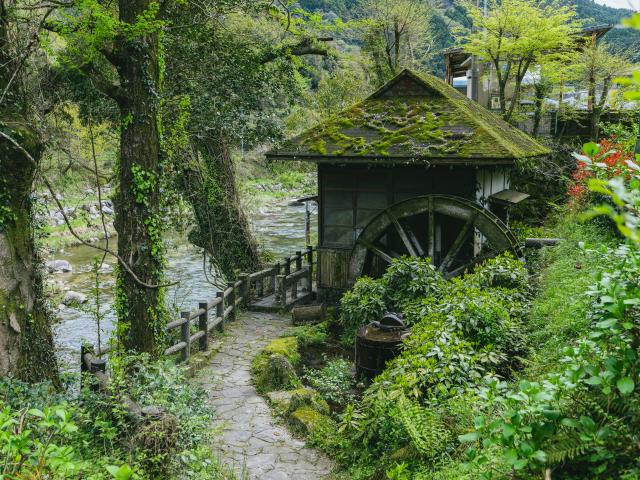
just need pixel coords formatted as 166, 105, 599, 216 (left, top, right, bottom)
458, 431, 479, 443
617, 377, 635, 396
583, 142, 600, 157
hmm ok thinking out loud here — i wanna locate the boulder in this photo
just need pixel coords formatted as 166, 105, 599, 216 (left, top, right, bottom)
46, 259, 72, 273
63, 291, 87, 306
266, 387, 329, 416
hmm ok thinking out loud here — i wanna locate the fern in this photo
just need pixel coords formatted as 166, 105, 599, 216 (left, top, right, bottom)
396, 395, 449, 461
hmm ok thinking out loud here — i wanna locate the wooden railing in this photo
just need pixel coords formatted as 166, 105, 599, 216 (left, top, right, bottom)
83, 245, 316, 369
247, 246, 314, 309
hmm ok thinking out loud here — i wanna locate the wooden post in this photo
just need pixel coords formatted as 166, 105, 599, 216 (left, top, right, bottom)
283, 257, 291, 276
239, 273, 250, 306
80, 344, 91, 375
256, 274, 264, 298
276, 274, 286, 307
89, 357, 106, 392
228, 281, 236, 322
198, 302, 209, 352
306, 265, 312, 294
216, 291, 225, 332
307, 245, 314, 288
291, 277, 298, 300
271, 262, 280, 294
180, 312, 190, 362
295, 251, 302, 271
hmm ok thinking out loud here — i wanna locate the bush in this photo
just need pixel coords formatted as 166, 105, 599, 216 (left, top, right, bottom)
284, 321, 328, 347
339, 276, 386, 344
330, 252, 531, 473
381, 256, 444, 311
303, 356, 355, 408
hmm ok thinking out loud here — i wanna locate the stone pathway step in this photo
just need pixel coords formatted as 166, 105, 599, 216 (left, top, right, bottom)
196, 311, 333, 479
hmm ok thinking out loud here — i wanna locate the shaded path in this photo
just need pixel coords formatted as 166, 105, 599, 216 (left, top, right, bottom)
196, 311, 333, 480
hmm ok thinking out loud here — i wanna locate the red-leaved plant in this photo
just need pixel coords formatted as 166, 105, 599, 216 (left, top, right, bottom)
568, 136, 638, 206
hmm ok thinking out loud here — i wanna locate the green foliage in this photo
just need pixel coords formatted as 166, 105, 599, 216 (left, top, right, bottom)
382, 256, 444, 311
284, 321, 328, 347
338, 275, 387, 343
303, 356, 355, 407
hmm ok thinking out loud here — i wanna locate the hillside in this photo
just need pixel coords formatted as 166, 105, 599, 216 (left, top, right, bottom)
300, 0, 640, 62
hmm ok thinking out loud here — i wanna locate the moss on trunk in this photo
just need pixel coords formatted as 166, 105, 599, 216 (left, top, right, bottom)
0, 120, 58, 383
178, 135, 262, 281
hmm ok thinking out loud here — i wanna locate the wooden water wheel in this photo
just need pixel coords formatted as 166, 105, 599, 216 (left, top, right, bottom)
348, 195, 522, 282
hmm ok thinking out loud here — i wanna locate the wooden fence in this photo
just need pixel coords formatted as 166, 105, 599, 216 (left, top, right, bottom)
83, 246, 316, 371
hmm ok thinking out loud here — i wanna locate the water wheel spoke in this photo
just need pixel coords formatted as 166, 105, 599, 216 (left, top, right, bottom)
443, 251, 497, 280
359, 238, 393, 264
387, 211, 418, 257
438, 213, 478, 273
404, 224, 425, 257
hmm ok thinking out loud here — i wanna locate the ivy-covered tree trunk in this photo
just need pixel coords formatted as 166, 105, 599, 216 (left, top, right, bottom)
179, 134, 262, 281
113, 0, 165, 354
0, 122, 58, 382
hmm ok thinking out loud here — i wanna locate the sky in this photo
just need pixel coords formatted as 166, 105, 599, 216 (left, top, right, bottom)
595, 0, 640, 10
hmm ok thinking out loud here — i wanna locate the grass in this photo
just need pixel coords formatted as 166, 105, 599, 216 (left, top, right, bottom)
523, 211, 616, 377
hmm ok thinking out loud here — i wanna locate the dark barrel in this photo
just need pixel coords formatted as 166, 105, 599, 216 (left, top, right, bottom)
355, 313, 409, 381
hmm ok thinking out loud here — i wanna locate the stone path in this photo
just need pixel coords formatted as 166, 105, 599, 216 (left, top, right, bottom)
197, 311, 334, 480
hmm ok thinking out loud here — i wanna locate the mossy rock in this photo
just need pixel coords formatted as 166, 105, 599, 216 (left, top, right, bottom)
252, 353, 298, 393
264, 336, 300, 365
289, 406, 332, 435
288, 388, 330, 415
265, 387, 329, 416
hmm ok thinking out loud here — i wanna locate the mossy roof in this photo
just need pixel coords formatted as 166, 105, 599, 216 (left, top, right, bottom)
266, 69, 550, 165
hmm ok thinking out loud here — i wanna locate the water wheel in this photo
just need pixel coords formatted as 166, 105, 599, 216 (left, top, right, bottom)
348, 195, 522, 282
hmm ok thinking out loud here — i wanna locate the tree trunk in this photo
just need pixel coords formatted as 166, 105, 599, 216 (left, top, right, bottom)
0, 122, 58, 383
178, 135, 262, 281
113, 0, 165, 355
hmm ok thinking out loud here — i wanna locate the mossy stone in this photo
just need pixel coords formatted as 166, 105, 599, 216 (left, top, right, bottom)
252, 353, 298, 393
287, 388, 330, 416
264, 336, 300, 365
289, 406, 331, 435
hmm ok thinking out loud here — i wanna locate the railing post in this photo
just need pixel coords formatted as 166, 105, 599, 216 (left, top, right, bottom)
283, 257, 291, 276
306, 265, 312, 294
216, 291, 225, 332
198, 302, 209, 352
276, 274, 286, 307
291, 277, 298, 300
307, 245, 313, 270
180, 311, 190, 363
256, 273, 264, 298
239, 273, 250, 306
295, 251, 302, 271
228, 281, 236, 322
271, 262, 280, 294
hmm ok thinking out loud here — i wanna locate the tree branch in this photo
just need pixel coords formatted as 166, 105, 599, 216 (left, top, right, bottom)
261, 37, 332, 64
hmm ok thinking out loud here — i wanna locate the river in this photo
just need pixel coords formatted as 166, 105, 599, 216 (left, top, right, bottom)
52, 199, 317, 369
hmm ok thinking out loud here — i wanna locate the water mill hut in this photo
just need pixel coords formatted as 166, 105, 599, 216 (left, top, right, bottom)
266, 69, 550, 302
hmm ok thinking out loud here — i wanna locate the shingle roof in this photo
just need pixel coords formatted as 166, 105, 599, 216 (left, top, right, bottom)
266, 69, 550, 165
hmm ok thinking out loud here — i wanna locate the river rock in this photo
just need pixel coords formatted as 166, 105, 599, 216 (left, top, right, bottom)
63, 291, 87, 306
102, 206, 114, 216
46, 259, 72, 273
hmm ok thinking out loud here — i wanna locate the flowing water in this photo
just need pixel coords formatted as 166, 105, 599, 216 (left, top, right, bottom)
52, 199, 317, 369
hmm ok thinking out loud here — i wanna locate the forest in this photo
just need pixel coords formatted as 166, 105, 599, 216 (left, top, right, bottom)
1, 0, 640, 479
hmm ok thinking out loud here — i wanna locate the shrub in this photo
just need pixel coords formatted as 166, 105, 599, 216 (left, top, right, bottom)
339, 276, 386, 344
381, 256, 444, 311
284, 321, 328, 347
303, 356, 355, 408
